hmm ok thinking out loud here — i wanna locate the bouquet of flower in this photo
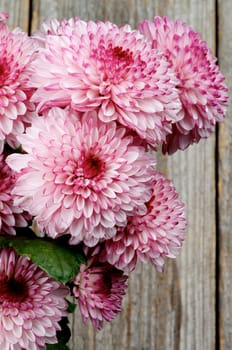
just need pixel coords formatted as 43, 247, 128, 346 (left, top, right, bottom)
0, 11, 228, 349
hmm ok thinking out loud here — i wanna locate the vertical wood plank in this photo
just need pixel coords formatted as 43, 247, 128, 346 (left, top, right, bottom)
153, 3, 216, 350
26, 1, 216, 349
217, 0, 232, 349
0, 0, 30, 31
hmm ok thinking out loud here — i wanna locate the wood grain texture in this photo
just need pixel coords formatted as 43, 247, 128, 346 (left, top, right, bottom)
218, 0, 232, 349
0, 0, 30, 31
1, 0, 225, 349
155, 4, 216, 350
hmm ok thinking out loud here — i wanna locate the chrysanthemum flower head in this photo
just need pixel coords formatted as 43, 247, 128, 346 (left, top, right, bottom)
0, 151, 29, 235
0, 247, 68, 349
73, 261, 128, 330
139, 16, 228, 153
103, 172, 186, 272
0, 16, 37, 146
7, 107, 156, 246
27, 18, 182, 147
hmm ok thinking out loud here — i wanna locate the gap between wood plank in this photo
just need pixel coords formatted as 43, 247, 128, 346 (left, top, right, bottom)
28, 0, 33, 35
215, 0, 220, 349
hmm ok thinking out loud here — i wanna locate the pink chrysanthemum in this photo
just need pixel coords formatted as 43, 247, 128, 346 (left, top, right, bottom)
0, 17, 37, 146
27, 18, 182, 147
73, 262, 128, 330
0, 247, 68, 350
7, 107, 156, 246
102, 172, 186, 272
139, 16, 228, 153
0, 152, 29, 235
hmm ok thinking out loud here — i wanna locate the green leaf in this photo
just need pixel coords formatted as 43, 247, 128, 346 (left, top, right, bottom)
0, 236, 9, 247
0, 235, 85, 284
66, 299, 77, 314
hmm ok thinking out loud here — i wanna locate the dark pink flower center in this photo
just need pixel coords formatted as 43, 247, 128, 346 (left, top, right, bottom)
93, 43, 134, 84
89, 271, 112, 295
0, 277, 29, 303
0, 55, 19, 86
112, 46, 133, 61
0, 64, 4, 75
0, 60, 10, 85
82, 155, 105, 179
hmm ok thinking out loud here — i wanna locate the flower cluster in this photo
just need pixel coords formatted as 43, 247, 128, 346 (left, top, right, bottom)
0, 13, 228, 349
139, 17, 228, 153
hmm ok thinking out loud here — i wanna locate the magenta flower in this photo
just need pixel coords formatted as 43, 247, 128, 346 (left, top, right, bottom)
7, 107, 156, 246
102, 172, 186, 272
27, 18, 182, 147
0, 17, 37, 146
139, 16, 228, 153
0, 247, 68, 349
73, 262, 128, 330
0, 152, 29, 235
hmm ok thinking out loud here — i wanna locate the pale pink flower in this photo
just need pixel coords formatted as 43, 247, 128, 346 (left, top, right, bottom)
32, 17, 80, 45
7, 107, 156, 246
0, 247, 68, 350
0, 151, 29, 235
28, 18, 182, 147
0, 18, 37, 145
102, 172, 186, 272
139, 16, 228, 153
73, 262, 128, 330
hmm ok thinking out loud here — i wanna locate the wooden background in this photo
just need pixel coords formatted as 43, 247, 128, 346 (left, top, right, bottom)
1, 0, 231, 349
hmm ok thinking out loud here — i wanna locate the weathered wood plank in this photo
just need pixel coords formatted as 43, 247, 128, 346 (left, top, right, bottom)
30, 1, 217, 349
217, 0, 232, 349
0, 0, 30, 31
154, 4, 216, 350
